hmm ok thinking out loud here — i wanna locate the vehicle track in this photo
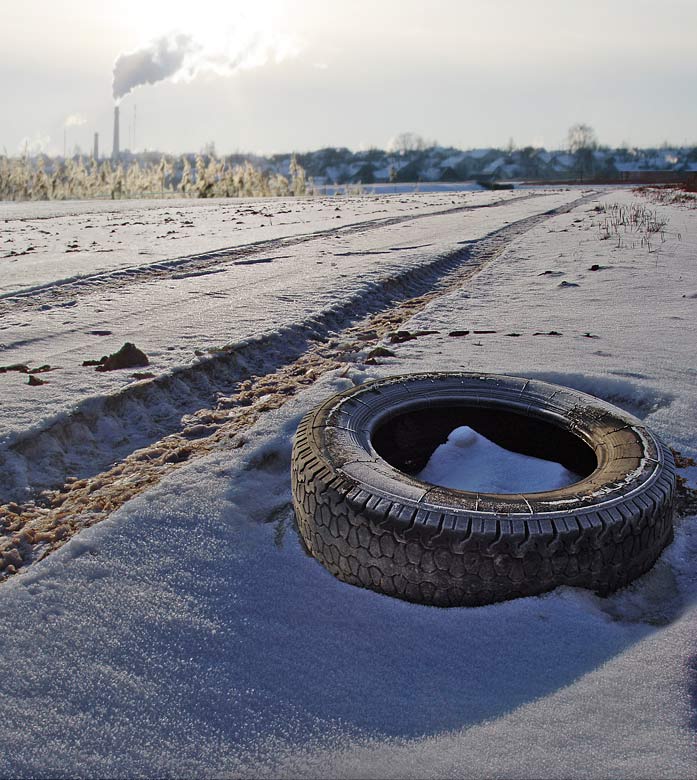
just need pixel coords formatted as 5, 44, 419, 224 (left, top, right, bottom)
0, 191, 544, 310
0, 192, 598, 581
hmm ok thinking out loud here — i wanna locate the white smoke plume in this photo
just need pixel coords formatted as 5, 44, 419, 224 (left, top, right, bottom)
112, 27, 298, 102
64, 113, 87, 127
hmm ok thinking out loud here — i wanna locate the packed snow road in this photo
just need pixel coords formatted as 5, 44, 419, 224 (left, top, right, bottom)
1, 187, 696, 779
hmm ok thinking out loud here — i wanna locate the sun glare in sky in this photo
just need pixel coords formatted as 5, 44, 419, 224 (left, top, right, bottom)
132, 0, 291, 46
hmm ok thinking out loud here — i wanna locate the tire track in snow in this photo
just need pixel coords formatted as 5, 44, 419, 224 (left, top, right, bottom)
0, 192, 544, 309
0, 193, 600, 581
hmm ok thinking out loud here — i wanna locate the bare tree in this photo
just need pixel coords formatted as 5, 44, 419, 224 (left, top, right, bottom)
567, 124, 598, 181
567, 123, 597, 153
389, 132, 436, 155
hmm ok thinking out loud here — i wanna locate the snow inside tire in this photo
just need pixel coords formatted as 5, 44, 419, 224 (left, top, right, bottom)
291, 373, 676, 607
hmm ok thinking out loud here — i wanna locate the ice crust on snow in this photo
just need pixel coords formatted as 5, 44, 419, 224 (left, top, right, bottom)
416, 425, 579, 493
1, 188, 697, 778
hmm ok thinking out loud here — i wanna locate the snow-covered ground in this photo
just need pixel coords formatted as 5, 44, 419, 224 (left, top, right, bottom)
0, 188, 577, 498
1, 187, 696, 778
0, 190, 518, 295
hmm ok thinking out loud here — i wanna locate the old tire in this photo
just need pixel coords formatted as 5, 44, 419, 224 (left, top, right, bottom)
291, 373, 676, 607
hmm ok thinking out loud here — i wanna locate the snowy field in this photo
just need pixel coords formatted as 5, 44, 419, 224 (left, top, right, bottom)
1, 187, 696, 778
0, 187, 567, 497
0, 189, 517, 295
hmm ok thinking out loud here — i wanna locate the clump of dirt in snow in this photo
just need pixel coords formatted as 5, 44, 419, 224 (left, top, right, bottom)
1, 363, 55, 375
672, 450, 697, 518
388, 329, 439, 343
83, 342, 149, 372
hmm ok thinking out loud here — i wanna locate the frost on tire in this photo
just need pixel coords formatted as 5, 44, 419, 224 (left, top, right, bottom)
290, 373, 676, 607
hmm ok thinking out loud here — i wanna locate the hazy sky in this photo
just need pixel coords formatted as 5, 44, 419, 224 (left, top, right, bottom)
2, 0, 696, 156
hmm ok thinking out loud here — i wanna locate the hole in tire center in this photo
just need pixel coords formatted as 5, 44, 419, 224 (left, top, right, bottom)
371, 405, 598, 490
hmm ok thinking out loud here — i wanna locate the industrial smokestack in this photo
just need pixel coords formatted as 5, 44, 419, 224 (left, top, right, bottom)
112, 106, 120, 160
93, 132, 99, 160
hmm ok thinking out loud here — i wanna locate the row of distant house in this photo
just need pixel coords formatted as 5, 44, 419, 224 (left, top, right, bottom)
254, 145, 697, 185
32, 143, 696, 188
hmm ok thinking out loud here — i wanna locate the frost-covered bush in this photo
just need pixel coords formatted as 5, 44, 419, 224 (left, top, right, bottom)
0, 153, 308, 202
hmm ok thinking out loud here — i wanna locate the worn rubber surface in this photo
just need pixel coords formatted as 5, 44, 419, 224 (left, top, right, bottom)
291, 373, 676, 607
